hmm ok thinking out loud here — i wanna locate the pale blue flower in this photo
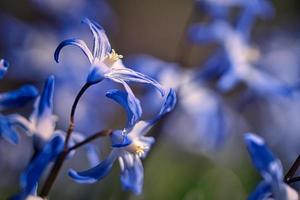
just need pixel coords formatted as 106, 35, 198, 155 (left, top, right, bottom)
10, 76, 57, 149
245, 133, 298, 200
68, 89, 176, 195
54, 18, 165, 99
126, 55, 234, 152
189, 21, 293, 96
0, 61, 38, 144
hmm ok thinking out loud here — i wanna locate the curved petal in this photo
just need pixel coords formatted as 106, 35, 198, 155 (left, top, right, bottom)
158, 88, 177, 116
106, 89, 142, 129
82, 18, 111, 58
244, 133, 283, 181
107, 68, 165, 96
54, 39, 93, 64
0, 59, 9, 79
69, 150, 118, 183
0, 85, 38, 111
148, 88, 177, 126
17, 135, 64, 199
119, 153, 144, 195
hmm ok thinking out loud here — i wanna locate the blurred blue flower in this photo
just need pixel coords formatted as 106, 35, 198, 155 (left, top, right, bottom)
244, 133, 298, 200
0, 62, 38, 144
189, 21, 293, 97
126, 55, 238, 153
0, 85, 38, 111
10, 76, 57, 149
68, 89, 176, 195
11, 135, 64, 200
55, 18, 165, 97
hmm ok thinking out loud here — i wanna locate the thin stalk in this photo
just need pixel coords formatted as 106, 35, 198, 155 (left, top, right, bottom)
286, 176, 300, 185
67, 130, 112, 153
64, 83, 92, 150
40, 83, 91, 198
284, 155, 300, 182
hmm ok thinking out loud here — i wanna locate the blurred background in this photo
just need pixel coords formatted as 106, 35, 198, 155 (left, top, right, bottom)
0, 0, 300, 199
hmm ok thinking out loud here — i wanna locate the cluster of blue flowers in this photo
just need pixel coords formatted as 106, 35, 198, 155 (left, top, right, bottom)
0, 18, 176, 199
0, 0, 300, 199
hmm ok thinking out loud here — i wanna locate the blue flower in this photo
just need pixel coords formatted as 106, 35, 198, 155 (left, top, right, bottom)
68, 89, 176, 195
10, 75, 57, 148
125, 54, 231, 152
0, 59, 9, 79
0, 85, 39, 111
0, 62, 38, 144
244, 133, 298, 200
189, 21, 293, 97
11, 135, 64, 200
54, 18, 165, 97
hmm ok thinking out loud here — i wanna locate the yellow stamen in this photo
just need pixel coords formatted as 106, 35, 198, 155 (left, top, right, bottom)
107, 49, 123, 61
135, 145, 145, 156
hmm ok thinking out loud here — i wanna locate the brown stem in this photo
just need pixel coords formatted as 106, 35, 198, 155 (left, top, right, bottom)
284, 155, 300, 182
286, 176, 300, 185
67, 130, 112, 153
40, 151, 68, 197
64, 83, 91, 150
40, 83, 91, 197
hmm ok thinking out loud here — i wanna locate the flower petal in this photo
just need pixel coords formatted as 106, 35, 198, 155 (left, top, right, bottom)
54, 39, 93, 64
69, 150, 118, 183
15, 135, 64, 199
119, 153, 144, 195
106, 89, 142, 129
244, 133, 283, 182
158, 88, 177, 116
107, 67, 165, 96
30, 76, 56, 141
0, 85, 38, 111
0, 59, 9, 79
149, 88, 177, 125
82, 18, 111, 58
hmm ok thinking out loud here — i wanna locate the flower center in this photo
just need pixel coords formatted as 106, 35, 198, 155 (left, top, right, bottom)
126, 143, 147, 157
103, 49, 123, 67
